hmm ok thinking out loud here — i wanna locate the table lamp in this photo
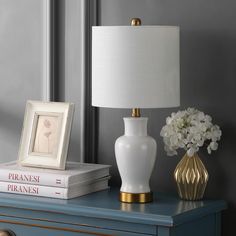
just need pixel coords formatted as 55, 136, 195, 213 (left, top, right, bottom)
92, 18, 180, 203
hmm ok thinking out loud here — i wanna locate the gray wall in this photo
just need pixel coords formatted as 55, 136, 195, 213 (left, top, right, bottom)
0, 0, 86, 163
60, 0, 84, 162
58, 0, 97, 162
98, 0, 236, 235
0, 0, 44, 162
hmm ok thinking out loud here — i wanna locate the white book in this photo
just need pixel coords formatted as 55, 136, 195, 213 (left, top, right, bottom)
0, 161, 110, 188
0, 176, 110, 199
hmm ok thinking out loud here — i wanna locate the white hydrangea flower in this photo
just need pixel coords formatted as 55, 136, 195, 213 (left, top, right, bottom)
160, 107, 222, 157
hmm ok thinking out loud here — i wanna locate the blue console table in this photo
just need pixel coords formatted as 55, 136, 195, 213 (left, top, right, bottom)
0, 188, 226, 236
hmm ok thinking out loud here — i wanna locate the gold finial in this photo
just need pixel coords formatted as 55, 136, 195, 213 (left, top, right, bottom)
131, 18, 142, 26
132, 108, 141, 118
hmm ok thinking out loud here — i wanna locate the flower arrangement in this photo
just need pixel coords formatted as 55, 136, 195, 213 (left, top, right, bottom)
160, 108, 222, 157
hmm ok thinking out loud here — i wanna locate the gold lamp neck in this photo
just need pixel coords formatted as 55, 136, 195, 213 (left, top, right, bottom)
132, 108, 141, 118
130, 18, 141, 118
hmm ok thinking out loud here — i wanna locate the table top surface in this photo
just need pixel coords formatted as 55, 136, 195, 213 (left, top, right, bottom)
0, 188, 227, 226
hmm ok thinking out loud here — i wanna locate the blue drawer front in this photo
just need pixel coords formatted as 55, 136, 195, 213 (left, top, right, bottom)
0, 216, 156, 236
0, 206, 156, 235
0, 222, 85, 236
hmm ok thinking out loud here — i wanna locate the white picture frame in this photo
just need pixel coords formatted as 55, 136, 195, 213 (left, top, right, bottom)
18, 100, 74, 170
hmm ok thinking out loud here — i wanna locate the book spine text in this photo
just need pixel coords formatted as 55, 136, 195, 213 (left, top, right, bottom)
0, 169, 67, 187
0, 181, 68, 199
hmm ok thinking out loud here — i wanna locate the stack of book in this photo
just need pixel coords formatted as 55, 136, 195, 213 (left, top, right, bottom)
0, 161, 110, 199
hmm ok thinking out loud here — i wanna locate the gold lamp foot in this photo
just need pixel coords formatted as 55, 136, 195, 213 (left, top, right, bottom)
119, 192, 153, 203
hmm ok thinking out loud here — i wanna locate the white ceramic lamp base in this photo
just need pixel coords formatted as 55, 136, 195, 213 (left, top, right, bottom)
115, 117, 157, 203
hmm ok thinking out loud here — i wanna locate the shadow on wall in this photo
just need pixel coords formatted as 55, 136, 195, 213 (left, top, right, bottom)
175, 30, 236, 236
181, 30, 236, 107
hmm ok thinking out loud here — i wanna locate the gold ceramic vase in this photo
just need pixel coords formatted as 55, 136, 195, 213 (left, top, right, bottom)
174, 153, 209, 201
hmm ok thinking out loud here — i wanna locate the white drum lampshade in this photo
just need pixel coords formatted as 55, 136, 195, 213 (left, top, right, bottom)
92, 26, 180, 108
92, 22, 180, 203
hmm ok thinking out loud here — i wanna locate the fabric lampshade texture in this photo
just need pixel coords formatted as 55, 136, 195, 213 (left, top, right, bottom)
92, 26, 180, 109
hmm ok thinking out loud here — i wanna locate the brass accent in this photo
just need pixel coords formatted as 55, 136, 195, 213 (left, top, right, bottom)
0, 230, 15, 236
0, 219, 112, 236
119, 192, 153, 203
131, 108, 141, 117
131, 18, 141, 26
174, 153, 209, 201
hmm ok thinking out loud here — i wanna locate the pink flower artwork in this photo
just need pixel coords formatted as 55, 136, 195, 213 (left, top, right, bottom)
44, 131, 52, 138
44, 119, 51, 128
33, 116, 58, 154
